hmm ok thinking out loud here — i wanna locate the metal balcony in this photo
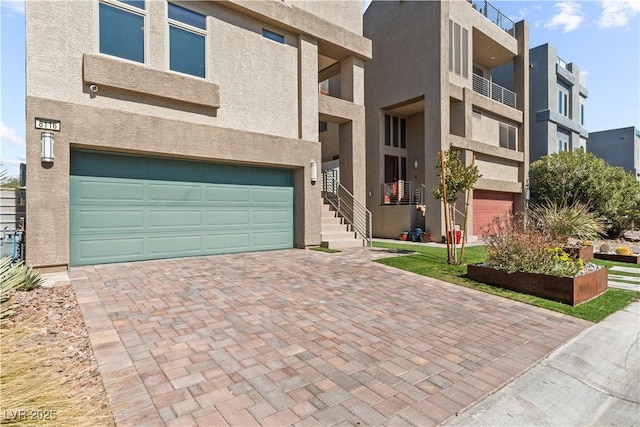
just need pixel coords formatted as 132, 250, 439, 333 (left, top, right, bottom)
381, 181, 424, 206
472, 73, 517, 108
469, 0, 515, 37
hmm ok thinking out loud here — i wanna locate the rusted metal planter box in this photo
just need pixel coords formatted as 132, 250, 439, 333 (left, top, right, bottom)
594, 253, 640, 264
467, 264, 608, 306
565, 245, 594, 261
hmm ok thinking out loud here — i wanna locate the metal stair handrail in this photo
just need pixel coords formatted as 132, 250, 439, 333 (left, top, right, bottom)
322, 170, 372, 247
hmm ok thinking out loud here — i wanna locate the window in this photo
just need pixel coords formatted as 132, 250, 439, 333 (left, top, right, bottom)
262, 29, 285, 44
579, 97, 586, 125
384, 114, 407, 149
99, 0, 145, 63
319, 121, 327, 133
168, 2, 206, 78
499, 123, 517, 150
449, 20, 468, 78
557, 129, 570, 152
558, 83, 570, 117
384, 115, 391, 146
392, 116, 399, 147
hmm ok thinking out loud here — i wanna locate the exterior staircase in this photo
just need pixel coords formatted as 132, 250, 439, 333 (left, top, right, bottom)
320, 200, 364, 249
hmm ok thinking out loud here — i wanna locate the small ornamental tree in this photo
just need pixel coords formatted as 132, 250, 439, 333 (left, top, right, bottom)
433, 148, 481, 264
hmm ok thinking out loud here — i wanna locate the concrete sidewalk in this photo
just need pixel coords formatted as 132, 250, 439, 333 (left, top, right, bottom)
445, 302, 640, 426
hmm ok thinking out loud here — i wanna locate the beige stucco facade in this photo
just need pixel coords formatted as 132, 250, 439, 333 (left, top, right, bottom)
26, 0, 370, 269
364, 0, 529, 241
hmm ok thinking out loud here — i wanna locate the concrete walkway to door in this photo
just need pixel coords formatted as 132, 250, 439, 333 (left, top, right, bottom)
70, 248, 590, 426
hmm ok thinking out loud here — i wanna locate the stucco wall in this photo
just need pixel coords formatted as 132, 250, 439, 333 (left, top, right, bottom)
286, 0, 363, 34
26, 1, 302, 139
475, 155, 520, 182
26, 97, 322, 268
588, 127, 638, 174
25, 0, 370, 268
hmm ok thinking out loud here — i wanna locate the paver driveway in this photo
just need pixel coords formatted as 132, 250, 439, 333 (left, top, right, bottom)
71, 248, 590, 426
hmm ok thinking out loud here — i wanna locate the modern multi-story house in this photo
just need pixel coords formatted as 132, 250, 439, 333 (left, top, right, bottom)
588, 126, 640, 181
525, 43, 588, 162
364, 0, 529, 241
26, 0, 370, 270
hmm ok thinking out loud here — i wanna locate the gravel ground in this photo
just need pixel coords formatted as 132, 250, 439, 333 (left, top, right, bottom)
3, 284, 114, 425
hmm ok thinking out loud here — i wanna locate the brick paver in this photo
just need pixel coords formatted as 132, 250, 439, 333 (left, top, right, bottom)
71, 248, 590, 426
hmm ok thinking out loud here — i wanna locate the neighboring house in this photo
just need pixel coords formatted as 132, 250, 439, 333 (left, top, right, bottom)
588, 126, 640, 181
525, 43, 588, 162
364, 0, 529, 241
26, 0, 370, 270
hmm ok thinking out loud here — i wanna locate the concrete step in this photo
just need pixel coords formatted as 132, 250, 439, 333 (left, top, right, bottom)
321, 209, 341, 219
321, 231, 357, 241
321, 238, 364, 249
321, 223, 351, 233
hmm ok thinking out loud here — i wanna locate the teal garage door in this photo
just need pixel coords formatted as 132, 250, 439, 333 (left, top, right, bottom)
70, 151, 294, 266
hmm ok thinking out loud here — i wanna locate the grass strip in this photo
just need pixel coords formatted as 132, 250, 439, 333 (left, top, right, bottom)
373, 241, 639, 323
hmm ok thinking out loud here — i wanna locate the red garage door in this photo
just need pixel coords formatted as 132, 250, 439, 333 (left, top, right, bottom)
473, 190, 514, 237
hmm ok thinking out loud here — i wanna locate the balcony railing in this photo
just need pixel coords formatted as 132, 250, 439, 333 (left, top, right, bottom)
556, 56, 568, 70
472, 73, 517, 108
381, 181, 424, 205
469, 0, 515, 37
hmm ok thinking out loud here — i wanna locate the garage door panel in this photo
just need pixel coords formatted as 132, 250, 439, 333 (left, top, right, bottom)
72, 208, 145, 233
148, 235, 203, 256
148, 210, 202, 228
149, 183, 202, 203
204, 186, 250, 202
72, 236, 145, 264
252, 187, 292, 203
71, 179, 144, 203
205, 210, 250, 226
207, 233, 250, 251
473, 190, 514, 236
70, 153, 293, 266
253, 209, 293, 225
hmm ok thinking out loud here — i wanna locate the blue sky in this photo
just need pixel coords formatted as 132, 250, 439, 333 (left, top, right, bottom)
1, 0, 639, 178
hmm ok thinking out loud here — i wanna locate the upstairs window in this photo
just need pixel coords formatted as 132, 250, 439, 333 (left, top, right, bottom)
384, 114, 407, 148
168, 3, 206, 78
99, 0, 145, 63
499, 123, 517, 150
558, 83, 570, 117
449, 20, 468, 78
262, 29, 285, 44
579, 98, 586, 125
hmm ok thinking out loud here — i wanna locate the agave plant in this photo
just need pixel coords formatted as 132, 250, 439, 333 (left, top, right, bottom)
1, 257, 44, 324
530, 201, 604, 245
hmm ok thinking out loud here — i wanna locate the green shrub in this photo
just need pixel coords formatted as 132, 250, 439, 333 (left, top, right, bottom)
530, 201, 603, 244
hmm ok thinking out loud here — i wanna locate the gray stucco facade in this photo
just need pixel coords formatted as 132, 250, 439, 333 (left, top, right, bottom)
527, 43, 588, 162
364, 0, 529, 241
588, 126, 640, 181
26, 0, 370, 270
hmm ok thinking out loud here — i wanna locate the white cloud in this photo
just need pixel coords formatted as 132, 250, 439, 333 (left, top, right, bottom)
0, 0, 25, 16
599, 0, 640, 28
545, 2, 584, 33
0, 122, 24, 146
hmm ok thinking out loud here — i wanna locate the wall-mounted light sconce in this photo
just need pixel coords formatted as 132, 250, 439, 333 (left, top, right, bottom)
414, 160, 419, 169
310, 161, 317, 183
41, 132, 54, 163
